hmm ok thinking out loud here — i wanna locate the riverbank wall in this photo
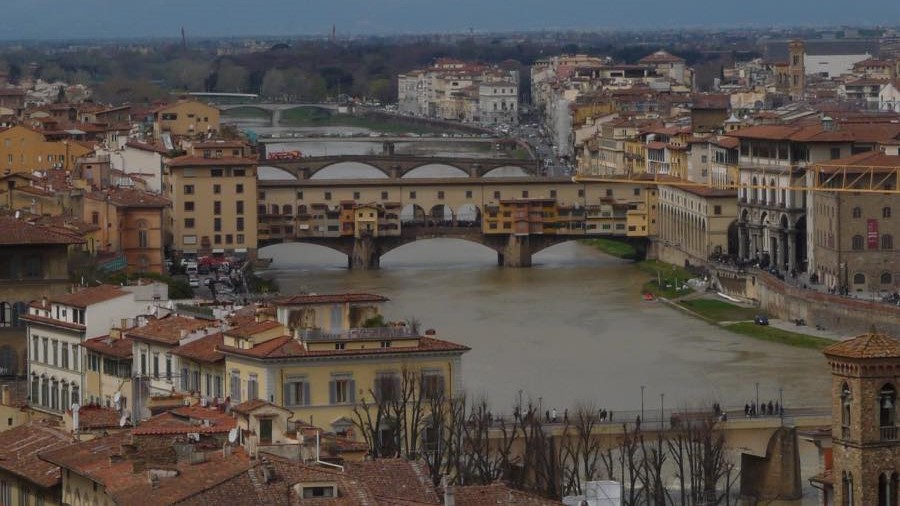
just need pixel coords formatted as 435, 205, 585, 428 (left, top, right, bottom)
713, 266, 900, 337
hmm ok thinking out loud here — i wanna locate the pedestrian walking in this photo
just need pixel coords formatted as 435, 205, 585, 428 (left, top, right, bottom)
551, 408, 558, 423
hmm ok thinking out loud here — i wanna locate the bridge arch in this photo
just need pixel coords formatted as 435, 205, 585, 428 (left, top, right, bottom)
310, 162, 392, 179
482, 165, 530, 178
401, 164, 470, 179
258, 166, 299, 180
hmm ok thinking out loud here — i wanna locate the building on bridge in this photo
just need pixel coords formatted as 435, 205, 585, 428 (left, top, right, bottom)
165, 142, 258, 259
656, 184, 738, 265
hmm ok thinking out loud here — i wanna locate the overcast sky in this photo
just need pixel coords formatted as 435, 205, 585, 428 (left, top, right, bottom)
2, 0, 898, 40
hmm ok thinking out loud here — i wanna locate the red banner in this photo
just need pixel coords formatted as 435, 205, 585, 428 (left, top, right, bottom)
867, 219, 879, 249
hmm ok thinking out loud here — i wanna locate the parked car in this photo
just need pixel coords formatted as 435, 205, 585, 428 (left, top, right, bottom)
754, 315, 770, 326
189, 277, 200, 288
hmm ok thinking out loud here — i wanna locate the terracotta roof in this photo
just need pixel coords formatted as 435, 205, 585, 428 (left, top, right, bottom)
41, 432, 252, 506
230, 399, 290, 416
814, 151, 900, 173
83, 335, 134, 359
274, 293, 390, 306
75, 406, 124, 429
125, 139, 170, 154
0, 216, 86, 246
126, 315, 214, 345
224, 319, 282, 339
19, 312, 86, 332
132, 407, 235, 436
727, 122, 900, 143
345, 459, 441, 504
0, 87, 25, 97
191, 140, 246, 149
692, 94, 730, 110
218, 335, 470, 360
166, 156, 257, 168
29, 214, 100, 235
824, 333, 900, 360
87, 187, 169, 208
51, 284, 129, 308
452, 483, 563, 505
810, 469, 834, 486
171, 332, 224, 364
0, 421, 71, 488
175, 457, 383, 506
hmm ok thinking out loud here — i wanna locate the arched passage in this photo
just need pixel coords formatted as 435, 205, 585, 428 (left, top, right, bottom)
401, 164, 469, 178
429, 204, 453, 226
456, 204, 481, 226
258, 166, 299, 180
400, 204, 426, 225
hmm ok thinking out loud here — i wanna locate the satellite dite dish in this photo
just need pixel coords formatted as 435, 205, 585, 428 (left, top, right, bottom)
228, 428, 238, 444
119, 414, 128, 427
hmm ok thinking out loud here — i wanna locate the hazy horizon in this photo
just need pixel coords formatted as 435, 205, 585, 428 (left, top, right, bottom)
1, 0, 899, 41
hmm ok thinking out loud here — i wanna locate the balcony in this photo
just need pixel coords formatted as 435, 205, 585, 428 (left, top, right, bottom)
299, 326, 417, 342
881, 426, 898, 441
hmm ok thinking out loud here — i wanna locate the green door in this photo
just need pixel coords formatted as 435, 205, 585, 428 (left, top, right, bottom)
259, 418, 273, 443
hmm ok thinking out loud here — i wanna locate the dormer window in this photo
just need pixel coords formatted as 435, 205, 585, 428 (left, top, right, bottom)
300, 485, 336, 498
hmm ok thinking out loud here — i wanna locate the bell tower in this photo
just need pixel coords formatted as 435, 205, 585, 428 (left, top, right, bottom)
824, 332, 900, 506
788, 40, 806, 100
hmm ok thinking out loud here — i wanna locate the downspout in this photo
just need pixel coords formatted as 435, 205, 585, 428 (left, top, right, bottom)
316, 430, 344, 471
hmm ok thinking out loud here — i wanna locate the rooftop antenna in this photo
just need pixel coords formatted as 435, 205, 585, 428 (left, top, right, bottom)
181, 27, 187, 52
331, 24, 336, 43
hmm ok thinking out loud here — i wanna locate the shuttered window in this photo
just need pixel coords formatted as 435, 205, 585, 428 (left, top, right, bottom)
329, 375, 355, 405
284, 377, 311, 406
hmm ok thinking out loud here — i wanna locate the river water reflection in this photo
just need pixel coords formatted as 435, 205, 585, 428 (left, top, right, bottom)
258, 240, 830, 412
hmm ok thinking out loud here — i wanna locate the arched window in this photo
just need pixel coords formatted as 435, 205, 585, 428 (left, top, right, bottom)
270, 204, 279, 215
282, 204, 292, 216
852, 206, 862, 218
880, 384, 896, 441
853, 273, 866, 285
841, 382, 852, 438
882, 234, 894, 250
136, 219, 149, 249
769, 178, 776, 203
842, 472, 851, 506
880, 473, 888, 506
882, 272, 894, 285
884, 207, 892, 218
852, 235, 864, 250
752, 177, 758, 201
892, 473, 899, 506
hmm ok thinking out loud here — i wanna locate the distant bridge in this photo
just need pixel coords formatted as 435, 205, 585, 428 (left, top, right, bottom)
264, 155, 539, 180
257, 176, 657, 269
217, 102, 343, 125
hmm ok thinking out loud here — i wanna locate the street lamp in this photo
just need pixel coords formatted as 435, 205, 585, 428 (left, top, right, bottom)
779, 387, 784, 426
518, 389, 523, 412
755, 382, 760, 417
641, 385, 645, 421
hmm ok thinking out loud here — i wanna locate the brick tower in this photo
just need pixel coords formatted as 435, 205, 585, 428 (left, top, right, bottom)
788, 40, 806, 101
824, 332, 900, 505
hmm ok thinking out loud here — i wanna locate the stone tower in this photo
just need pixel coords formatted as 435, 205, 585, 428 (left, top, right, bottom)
824, 333, 900, 506
788, 40, 806, 100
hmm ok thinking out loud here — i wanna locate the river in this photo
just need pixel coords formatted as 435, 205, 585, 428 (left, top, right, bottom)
257, 239, 830, 413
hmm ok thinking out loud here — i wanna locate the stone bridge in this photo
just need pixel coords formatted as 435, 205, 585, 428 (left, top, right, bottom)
219, 103, 342, 125
264, 155, 540, 179
259, 226, 647, 269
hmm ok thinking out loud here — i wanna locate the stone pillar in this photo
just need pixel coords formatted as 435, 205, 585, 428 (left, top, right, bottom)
500, 235, 532, 267
787, 229, 797, 273
349, 236, 380, 270
776, 232, 786, 270
738, 225, 748, 259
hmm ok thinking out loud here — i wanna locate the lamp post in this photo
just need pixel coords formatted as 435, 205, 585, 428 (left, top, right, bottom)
539, 396, 543, 419
755, 382, 760, 417
660, 393, 665, 430
641, 385, 645, 422
779, 387, 784, 426
518, 389, 523, 412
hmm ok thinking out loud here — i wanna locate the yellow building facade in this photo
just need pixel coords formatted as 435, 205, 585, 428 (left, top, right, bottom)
165, 149, 258, 258
0, 126, 93, 174
152, 100, 220, 139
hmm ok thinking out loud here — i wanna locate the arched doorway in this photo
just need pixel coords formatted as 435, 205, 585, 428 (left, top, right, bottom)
456, 204, 481, 227
428, 205, 454, 227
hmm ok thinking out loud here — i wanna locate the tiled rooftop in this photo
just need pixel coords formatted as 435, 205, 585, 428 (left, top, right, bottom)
0, 421, 72, 488
50, 284, 129, 308
0, 216, 85, 246
452, 483, 564, 505
171, 332, 224, 364
126, 315, 214, 345
217, 335, 470, 360
87, 187, 169, 208
83, 335, 134, 359
167, 155, 257, 168
223, 319, 282, 339
824, 333, 900, 360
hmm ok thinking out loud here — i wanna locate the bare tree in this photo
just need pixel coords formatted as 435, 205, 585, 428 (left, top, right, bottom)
560, 403, 605, 496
